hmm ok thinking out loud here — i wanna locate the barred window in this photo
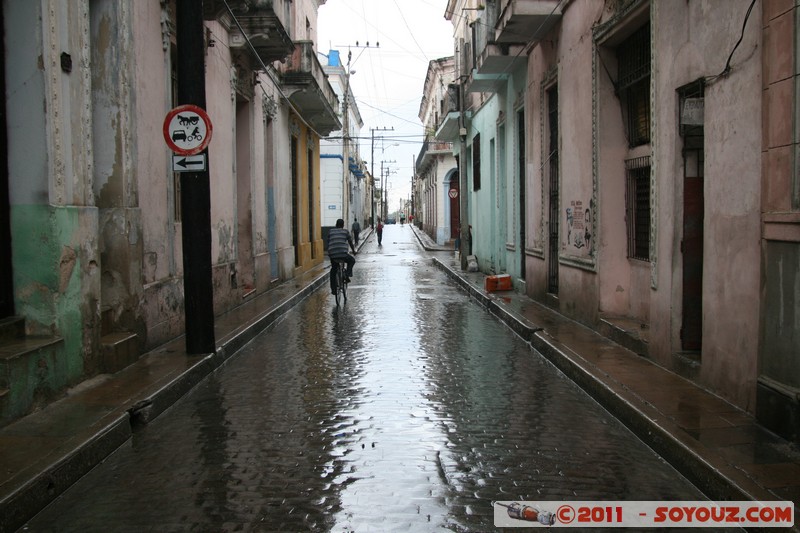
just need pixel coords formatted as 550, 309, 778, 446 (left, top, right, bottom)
625, 156, 651, 261
617, 24, 651, 147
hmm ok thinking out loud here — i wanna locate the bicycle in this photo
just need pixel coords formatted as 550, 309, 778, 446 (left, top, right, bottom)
331, 258, 349, 306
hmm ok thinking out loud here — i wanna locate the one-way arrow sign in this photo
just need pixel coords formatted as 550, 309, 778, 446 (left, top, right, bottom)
172, 154, 207, 172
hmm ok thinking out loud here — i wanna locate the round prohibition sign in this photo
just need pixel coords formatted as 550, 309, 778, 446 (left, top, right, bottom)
163, 104, 213, 156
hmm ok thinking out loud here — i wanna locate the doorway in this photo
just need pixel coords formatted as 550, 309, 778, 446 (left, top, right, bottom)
517, 109, 525, 280
679, 81, 704, 352
448, 175, 459, 240
0, 4, 13, 319
236, 99, 254, 296
547, 86, 559, 295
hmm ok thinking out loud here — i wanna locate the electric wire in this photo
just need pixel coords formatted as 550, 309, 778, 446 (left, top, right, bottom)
705, 0, 757, 84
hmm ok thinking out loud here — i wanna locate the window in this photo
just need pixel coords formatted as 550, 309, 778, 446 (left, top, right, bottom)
625, 156, 650, 261
617, 23, 651, 147
472, 134, 481, 191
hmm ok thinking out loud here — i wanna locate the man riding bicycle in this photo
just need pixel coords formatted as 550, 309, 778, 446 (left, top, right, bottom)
327, 218, 356, 294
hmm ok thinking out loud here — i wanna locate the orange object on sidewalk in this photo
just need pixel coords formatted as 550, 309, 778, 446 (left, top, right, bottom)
484, 273, 512, 291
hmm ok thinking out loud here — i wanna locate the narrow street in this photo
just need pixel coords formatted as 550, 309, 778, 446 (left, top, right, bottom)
23, 225, 709, 532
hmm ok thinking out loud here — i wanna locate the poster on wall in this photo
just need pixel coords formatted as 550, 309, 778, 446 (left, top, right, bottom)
566, 200, 592, 255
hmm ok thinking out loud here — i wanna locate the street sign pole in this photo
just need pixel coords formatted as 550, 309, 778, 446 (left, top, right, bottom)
177, 0, 215, 354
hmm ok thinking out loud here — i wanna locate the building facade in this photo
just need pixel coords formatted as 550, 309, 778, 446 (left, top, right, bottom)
758, 0, 800, 442
0, 0, 339, 427
321, 49, 367, 241
439, 0, 535, 280
417, 57, 458, 246
437, 0, 798, 442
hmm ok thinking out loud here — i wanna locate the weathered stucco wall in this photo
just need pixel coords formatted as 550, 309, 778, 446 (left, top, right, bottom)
652, 0, 762, 409
6, 1, 100, 389
133, 2, 182, 349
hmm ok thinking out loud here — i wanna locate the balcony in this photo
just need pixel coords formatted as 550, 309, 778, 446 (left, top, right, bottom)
495, 0, 562, 44
203, 0, 255, 20
416, 140, 454, 172
434, 83, 468, 142
279, 41, 342, 136
204, 0, 294, 66
470, 41, 527, 93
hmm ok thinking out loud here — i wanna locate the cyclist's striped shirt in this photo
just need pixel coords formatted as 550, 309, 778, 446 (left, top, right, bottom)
327, 228, 352, 259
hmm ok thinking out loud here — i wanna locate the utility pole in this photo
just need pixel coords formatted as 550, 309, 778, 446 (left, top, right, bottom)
370, 127, 392, 226
342, 50, 352, 226
176, 0, 215, 354
380, 161, 395, 221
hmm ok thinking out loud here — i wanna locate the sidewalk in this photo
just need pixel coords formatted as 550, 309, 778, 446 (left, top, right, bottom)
410, 223, 800, 529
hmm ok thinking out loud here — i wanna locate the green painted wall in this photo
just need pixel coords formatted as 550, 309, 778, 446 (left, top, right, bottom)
7, 204, 100, 417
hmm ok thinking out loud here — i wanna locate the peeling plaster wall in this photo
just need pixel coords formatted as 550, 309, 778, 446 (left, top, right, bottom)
91, 1, 145, 345
132, 1, 178, 350
5, 0, 101, 406
652, 0, 762, 409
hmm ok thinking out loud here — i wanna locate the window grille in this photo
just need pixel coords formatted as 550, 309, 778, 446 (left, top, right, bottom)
617, 24, 651, 147
625, 156, 650, 261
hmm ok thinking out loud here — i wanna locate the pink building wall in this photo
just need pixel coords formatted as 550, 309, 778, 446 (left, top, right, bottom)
525, 0, 766, 411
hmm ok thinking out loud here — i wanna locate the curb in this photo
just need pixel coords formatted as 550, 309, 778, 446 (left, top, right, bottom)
0, 415, 131, 533
432, 257, 542, 343
429, 256, 779, 511
0, 268, 329, 533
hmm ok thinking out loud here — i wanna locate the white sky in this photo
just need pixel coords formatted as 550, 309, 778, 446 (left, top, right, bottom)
317, 0, 455, 217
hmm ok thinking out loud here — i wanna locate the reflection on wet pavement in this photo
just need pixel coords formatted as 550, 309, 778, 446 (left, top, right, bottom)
24, 226, 707, 532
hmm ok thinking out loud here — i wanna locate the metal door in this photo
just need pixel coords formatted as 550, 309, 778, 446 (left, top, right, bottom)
681, 174, 703, 351
679, 82, 704, 352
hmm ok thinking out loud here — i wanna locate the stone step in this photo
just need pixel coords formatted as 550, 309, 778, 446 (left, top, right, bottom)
0, 335, 65, 428
598, 315, 649, 357
100, 332, 140, 374
0, 316, 24, 344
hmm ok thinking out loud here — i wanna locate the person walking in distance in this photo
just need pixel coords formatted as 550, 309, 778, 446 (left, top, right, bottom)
351, 218, 361, 246
327, 219, 356, 294
376, 218, 384, 246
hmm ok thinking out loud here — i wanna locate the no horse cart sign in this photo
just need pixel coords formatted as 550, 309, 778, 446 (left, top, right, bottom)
163, 104, 213, 156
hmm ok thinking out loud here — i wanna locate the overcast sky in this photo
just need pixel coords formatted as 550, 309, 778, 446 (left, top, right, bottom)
317, 0, 455, 217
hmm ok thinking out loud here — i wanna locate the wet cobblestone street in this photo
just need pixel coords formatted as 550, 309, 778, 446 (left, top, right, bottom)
23, 225, 709, 532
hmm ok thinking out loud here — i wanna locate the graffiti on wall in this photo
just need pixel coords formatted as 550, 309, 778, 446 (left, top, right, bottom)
566, 200, 591, 252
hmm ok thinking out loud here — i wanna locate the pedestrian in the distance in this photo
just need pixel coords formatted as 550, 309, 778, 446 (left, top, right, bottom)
376, 218, 384, 246
351, 218, 361, 246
